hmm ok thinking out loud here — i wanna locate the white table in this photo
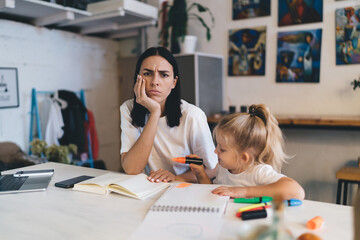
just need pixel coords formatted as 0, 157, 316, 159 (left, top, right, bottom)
1, 162, 354, 240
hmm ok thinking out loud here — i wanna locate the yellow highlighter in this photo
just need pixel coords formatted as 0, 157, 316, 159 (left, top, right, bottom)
238, 202, 272, 212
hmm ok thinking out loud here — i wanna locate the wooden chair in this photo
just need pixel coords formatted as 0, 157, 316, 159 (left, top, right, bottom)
336, 157, 360, 205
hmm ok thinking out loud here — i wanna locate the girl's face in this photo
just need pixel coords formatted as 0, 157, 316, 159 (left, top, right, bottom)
214, 132, 247, 174
139, 55, 177, 107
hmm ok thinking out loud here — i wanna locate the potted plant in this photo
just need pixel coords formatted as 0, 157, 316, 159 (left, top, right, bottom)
158, 0, 214, 53
351, 76, 360, 90
30, 139, 77, 164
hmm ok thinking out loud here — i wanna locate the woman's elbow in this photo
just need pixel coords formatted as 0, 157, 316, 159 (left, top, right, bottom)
121, 155, 143, 175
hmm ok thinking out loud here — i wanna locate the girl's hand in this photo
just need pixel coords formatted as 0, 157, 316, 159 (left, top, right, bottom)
134, 75, 161, 115
189, 164, 206, 177
212, 186, 247, 198
148, 169, 175, 183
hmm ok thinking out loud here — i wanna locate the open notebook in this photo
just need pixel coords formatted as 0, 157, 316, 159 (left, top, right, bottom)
130, 183, 229, 240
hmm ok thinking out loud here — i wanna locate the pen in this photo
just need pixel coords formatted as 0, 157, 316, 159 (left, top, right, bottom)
236, 205, 271, 218
234, 196, 273, 203
285, 199, 302, 206
172, 157, 203, 165
237, 202, 272, 212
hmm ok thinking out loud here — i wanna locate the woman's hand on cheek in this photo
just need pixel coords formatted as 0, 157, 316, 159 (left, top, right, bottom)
211, 186, 247, 198
134, 75, 161, 115
148, 169, 175, 183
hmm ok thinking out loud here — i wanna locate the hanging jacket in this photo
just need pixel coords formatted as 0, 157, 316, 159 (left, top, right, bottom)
58, 90, 87, 153
84, 109, 99, 160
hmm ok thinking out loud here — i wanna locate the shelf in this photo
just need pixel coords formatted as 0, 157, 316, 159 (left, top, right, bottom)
208, 115, 360, 129
0, 0, 158, 39
0, 0, 90, 26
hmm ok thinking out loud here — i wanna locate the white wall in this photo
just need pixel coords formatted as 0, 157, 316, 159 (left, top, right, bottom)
146, 0, 360, 204
0, 19, 121, 171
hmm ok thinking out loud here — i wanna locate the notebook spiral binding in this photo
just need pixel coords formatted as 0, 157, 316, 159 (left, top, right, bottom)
151, 205, 220, 213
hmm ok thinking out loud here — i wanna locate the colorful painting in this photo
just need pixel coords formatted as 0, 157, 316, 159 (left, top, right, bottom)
335, 6, 360, 65
278, 0, 323, 27
232, 0, 271, 20
276, 29, 322, 83
228, 27, 266, 76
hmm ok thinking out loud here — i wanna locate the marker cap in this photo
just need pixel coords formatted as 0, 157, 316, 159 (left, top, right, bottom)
241, 209, 267, 221
306, 216, 324, 230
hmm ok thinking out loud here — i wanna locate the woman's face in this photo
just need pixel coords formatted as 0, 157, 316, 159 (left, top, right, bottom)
139, 55, 177, 107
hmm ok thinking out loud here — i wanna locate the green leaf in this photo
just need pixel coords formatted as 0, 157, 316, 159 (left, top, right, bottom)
188, 13, 212, 41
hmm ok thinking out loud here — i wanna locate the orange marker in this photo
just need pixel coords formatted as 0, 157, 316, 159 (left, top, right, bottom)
307, 216, 324, 230
172, 157, 203, 165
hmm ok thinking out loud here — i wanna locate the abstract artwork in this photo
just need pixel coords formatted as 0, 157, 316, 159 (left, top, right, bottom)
335, 6, 360, 65
0, 68, 19, 108
278, 0, 323, 27
232, 0, 271, 20
228, 26, 266, 76
276, 29, 322, 83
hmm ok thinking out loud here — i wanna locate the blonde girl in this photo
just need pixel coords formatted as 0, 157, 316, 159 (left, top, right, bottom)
190, 104, 305, 200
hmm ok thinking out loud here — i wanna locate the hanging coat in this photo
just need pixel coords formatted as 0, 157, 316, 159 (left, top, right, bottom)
58, 90, 87, 154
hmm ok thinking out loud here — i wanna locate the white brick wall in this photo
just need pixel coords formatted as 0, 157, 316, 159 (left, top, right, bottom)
0, 19, 121, 171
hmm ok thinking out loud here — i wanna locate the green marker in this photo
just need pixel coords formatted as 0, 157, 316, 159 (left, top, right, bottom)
234, 196, 273, 203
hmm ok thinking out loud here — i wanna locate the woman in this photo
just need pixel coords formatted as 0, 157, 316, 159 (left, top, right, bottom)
120, 47, 217, 183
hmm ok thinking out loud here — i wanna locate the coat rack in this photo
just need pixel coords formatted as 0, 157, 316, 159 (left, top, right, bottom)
29, 88, 94, 168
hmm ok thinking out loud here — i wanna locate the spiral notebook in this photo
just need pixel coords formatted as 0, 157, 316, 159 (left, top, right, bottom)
130, 183, 229, 240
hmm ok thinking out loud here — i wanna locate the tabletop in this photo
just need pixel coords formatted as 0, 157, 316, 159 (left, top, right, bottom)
0, 162, 354, 240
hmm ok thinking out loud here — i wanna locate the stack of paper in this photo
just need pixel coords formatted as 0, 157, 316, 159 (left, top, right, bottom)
130, 183, 230, 239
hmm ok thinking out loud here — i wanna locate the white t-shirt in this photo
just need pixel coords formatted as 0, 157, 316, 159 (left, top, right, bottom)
120, 99, 218, 175
213, 164, 285, 186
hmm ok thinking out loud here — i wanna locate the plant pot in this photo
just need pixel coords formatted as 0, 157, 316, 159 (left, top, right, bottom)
179, 35, 197, 53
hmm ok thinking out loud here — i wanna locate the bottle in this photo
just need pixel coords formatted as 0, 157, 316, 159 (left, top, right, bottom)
256, 197, 295, 240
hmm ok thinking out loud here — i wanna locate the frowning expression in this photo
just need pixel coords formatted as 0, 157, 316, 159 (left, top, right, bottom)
139, 56, 177, 107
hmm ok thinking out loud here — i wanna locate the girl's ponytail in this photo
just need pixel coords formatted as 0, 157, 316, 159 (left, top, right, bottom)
250, 104, 288, 172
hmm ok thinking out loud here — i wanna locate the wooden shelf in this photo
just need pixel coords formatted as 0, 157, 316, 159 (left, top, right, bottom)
0, 0, 157, 39
208, 115, 360, 129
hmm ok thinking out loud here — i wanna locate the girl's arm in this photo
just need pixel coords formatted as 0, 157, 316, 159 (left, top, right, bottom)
212, 177, 305, 200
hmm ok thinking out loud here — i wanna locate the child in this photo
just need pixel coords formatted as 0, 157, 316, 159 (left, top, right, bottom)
190, 104, 305, 200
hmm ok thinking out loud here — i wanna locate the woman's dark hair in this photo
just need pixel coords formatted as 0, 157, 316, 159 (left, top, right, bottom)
130, 47, 182, 128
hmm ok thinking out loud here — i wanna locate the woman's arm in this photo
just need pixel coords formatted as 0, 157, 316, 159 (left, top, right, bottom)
212, 177, 305, 200
147, 165, 217, 183
121, 77, 161, 174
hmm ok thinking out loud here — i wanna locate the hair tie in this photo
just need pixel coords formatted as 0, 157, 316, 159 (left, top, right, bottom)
249, 106, 256, 117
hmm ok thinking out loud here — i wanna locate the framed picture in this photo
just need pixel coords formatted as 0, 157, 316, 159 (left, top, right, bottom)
276, 29, 322, 83
335, 6, 360, 65
228, 26, 266, 76
232, 0, 271, 20
0, 68, 19, 109
278, 0, 323, 27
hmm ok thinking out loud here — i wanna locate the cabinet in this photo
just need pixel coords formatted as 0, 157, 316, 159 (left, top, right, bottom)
0, 0, 157, 40
175, 53, 224, 116
119, 53, 224, 116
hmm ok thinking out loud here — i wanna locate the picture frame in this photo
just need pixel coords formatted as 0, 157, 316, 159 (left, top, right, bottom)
228, 26, 266, 76
276, 29, 322, 83
278, 0, 323, 27
335, 5, 360, 65
0, 68, 19, 109
232, 0, 271, 20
